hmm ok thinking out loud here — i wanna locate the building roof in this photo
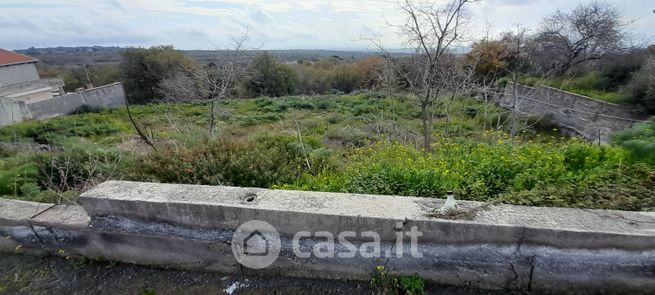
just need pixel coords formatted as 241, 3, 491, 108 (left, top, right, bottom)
0, 49, 37, 67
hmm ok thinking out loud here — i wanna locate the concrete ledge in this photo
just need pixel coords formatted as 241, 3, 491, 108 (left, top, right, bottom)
1, 181, 655, 293
79, 181, 655, 250
0, 199, 54, 226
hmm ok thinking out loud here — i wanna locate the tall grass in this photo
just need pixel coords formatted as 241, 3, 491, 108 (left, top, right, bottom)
519, 72, 623, 103
613, 117, 655, 165
0, 94, 653, 210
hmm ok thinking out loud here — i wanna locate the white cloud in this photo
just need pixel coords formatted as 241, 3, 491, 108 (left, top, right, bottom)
0, 0, 652, 50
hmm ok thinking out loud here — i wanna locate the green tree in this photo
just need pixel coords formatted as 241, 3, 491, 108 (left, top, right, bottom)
245, 52, 297, 97
330, 64, 362, 93
624, 57, 655, 114
119, 45, 192, 103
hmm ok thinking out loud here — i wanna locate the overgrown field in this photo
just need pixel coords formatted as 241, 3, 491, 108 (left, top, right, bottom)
1, 93, 654, 210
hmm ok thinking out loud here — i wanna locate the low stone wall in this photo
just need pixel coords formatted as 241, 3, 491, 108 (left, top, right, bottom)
498, 84, 648, 142
1, 181, 655, 293
0, 82, 125, 126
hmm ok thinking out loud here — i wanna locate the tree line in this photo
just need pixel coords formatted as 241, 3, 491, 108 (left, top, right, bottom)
119, 47, 388, 103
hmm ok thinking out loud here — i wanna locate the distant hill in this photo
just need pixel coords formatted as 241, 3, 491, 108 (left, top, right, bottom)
15, 46, 400, 67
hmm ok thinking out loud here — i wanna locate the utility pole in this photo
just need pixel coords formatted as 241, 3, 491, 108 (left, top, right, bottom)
79, 63, 93, 89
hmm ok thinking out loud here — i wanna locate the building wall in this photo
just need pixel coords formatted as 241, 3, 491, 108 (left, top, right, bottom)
0, 97, 29, 126
7, 87, 53, 102
0, 83, 126, 126
497, 84, 647, 143
0, 63, 39, 87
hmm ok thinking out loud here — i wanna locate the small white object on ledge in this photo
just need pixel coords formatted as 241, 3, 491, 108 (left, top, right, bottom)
440, 190, 458, 214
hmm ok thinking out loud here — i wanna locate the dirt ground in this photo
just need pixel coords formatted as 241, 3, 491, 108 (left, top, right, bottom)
0, 253, 508, 295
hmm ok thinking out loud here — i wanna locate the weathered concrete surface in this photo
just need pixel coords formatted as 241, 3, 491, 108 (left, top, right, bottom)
2, 181, 655, 294
0, 82, 125, 126
27, 82, 125, 120
0, 62, 39, 87
79, 181, 655, 249
0, 78, 64, 100
0, 96, 30, 126
498, 84, 647, 142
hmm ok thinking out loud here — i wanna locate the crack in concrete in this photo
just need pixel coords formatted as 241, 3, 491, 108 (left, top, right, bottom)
382, 217, 411, 270
506, 226, 535, 291
506, 262, 520, 289
30, 203, 56, 220
26, 220, 52, 255
23, 203, 58, 256
526, 255, 536, 292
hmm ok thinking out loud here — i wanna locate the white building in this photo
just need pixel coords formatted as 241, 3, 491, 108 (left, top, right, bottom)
0, 48, 64, 102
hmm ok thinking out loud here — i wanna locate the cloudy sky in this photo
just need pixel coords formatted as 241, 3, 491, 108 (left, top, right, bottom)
0, 0, 653, 50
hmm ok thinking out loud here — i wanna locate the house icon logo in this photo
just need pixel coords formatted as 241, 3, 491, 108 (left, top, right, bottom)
243, 230, 269, 256
231, 220, 281, 269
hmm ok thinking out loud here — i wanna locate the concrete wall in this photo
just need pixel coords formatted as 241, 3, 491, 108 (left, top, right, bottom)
498, 84, 648, 142
2, 181, 655, 294
0, 78, 66, 102
9, 86, 53, 102
0, 63, 39, 87
79, 82, 126, 108
0, 97, 30, 126
0, 83, 125, 126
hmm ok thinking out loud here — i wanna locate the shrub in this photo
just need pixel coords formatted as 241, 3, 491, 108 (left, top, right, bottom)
497, 78, 509, 87
261, 101, 289, 113
0, 112, 129, 144
286, 137, 640, 208
326, 114, 344, 124
325, 126, 368, 147
286, 97, 315, 110
144, 136, 335, 188
120, 45, 193, 102
0, 155, 41, 198
461, 107, 479, 118
244, 52, 297, 97
599, 49, 648, 91
623, 57, 655, 114
254, 98, 274, 108
502, 163, 655, 211
69, 105, 102, 115
0, 144, 128, 202
316, 99, 336, 111
35, 146, 128, 200
613, 117, 655, 165
560, 72, 603, 91
370, 265, 425, 295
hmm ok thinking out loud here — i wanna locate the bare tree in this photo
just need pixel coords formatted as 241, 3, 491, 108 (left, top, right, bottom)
460, 27, 553, 140
506, 26, 530, 137
397, 0, 477, 150
442, 54, 477, 136
43, 149, 123, 204
160, 33, 251, 136
532, 0, 625, 75
499, 26, 554, 138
